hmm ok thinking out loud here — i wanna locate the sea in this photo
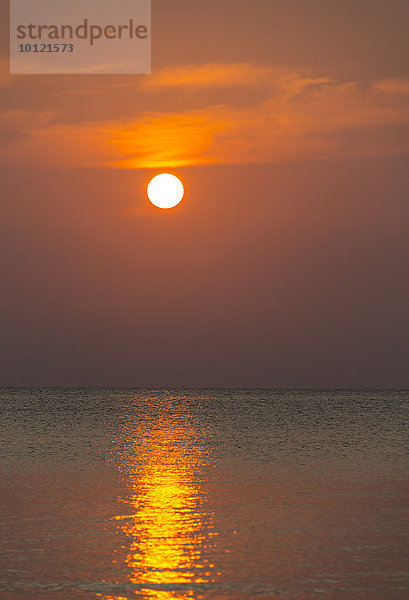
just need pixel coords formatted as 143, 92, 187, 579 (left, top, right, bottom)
0, 388, 408, 599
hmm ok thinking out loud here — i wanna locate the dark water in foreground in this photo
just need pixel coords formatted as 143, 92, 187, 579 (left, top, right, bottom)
0, 389, 408, 600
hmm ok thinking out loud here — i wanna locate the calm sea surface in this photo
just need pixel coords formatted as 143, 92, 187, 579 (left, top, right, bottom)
0, 388, 408, 599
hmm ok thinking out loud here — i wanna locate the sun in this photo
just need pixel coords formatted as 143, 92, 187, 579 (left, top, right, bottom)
147, 174, 184, 209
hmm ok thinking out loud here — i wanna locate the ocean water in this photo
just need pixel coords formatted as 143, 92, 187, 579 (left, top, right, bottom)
0, 388, 408, 600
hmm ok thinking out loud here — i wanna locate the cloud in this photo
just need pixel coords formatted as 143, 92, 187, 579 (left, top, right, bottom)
373, 78, 409, 97
0, 110, 114, 167
0, 64, 408, 169
110, 70, 409, 167
103, 111, 229, 169
141, 62, 274, 89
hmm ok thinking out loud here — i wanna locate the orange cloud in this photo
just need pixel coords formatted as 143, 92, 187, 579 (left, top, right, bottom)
373, 78, 409, 96
0, 110, 113, 167
103, 111, 230, 169
141, 62, 274, 89
0, 65, 408, 169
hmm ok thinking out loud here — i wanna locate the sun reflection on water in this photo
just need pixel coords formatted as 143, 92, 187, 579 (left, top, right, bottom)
112, 412, 218, 599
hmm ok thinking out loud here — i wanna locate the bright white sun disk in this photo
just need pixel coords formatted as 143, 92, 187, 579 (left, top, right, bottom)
147, 174, 184, 209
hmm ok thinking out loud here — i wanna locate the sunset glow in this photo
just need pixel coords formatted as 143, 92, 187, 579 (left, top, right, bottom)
2, 2, 409, 600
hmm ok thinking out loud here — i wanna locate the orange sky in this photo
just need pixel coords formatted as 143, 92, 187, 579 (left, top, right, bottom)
0, 0, 408, 386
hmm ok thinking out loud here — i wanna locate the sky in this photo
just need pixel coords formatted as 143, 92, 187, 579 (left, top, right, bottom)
1, 0, 408, 387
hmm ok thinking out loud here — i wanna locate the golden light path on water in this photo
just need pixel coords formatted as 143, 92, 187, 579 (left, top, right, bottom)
108, 406, 219, 599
